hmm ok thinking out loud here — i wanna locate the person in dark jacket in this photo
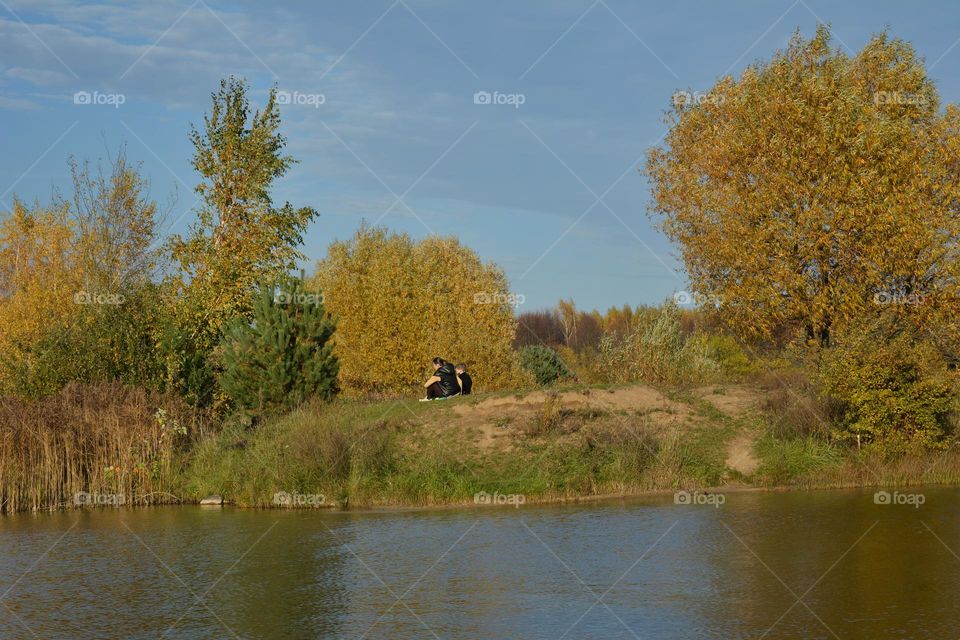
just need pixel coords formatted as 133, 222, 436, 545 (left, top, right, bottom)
422, 357, 460, 400
455, 364, 472, 395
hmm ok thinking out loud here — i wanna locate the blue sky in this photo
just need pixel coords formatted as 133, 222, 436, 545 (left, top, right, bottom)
2, 0, 960, 311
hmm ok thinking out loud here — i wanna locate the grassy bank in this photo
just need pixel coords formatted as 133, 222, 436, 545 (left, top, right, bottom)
179, 383, 960, 509
5, 382, 960, 514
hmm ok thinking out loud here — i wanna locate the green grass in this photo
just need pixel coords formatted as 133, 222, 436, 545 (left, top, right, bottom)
178, 384, 960, 509
753, 434, 845, 485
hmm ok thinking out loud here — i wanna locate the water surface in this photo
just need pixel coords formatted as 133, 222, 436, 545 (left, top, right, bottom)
1, 487, 958, 639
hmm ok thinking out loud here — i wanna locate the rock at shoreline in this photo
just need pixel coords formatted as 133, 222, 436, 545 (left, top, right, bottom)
199, 495, 224, 506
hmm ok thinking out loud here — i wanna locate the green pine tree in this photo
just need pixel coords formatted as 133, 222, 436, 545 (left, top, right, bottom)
219, 283, 338, 414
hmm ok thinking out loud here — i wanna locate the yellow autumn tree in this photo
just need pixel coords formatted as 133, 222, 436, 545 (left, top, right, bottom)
646, 27, 960, 347
0, 147, 165, 397
0, 199, 79, 393
312, 225, 527, 395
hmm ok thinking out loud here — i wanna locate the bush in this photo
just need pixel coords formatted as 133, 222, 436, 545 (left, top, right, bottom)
819, 318, 957, 453
219, 283, 339, 414
757, 369, 836, 440
598, 302, 713, 385
1, 285, 167, 399
518, 345, 573, 386
754, 434, 843, 485
312, 225, 526, 395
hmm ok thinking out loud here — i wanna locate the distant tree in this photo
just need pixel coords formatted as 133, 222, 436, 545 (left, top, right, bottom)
515, 309, 565, 347
219, 283, 338, 414
62, 144, 161, 293
647, 27, 960, 346
518, 345, 573, 386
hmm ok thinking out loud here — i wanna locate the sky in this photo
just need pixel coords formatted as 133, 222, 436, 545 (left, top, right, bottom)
2, 0, 960, 311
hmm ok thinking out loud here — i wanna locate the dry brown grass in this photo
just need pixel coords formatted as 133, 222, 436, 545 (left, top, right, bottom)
0, 383, 206, 513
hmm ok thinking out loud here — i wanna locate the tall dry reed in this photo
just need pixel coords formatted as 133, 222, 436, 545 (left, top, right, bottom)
0, 382, 203, 513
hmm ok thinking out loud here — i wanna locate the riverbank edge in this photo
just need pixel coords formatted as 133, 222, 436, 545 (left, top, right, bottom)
15, 477, 956, 517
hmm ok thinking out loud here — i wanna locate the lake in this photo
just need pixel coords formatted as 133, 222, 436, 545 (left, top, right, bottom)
1, 486, 958, 639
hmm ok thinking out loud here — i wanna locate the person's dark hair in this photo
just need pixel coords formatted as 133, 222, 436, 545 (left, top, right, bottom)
432, 357, 446, 366
455, 363, 467, 372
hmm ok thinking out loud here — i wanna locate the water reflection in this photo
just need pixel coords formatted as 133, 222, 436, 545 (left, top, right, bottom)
0, 488, 958, 638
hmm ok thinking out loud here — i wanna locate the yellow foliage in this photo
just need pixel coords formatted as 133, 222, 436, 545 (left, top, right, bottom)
312, 226, 528, 396
0, 200, 81, 392
646, 27, 960, 346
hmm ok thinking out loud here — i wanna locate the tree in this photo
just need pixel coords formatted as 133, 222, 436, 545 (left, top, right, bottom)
0, 200, 78, 394
0, 146, 165, 397
166, 77, 317, 404
515, 309, 565, 347
819, 314, 955, 453
518, 345, 573, 386
169, 76, 316, 348
312, 225, 526, 395
646, 27, 960, 346
62, 144, 161, 294
219, 283, 338, 414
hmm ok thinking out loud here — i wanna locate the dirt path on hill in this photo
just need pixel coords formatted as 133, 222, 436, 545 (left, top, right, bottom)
691, 385, 762, 476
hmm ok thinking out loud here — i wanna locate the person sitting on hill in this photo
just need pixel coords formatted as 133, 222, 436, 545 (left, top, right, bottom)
455, 363, 472, 395
421, 357, 461, 400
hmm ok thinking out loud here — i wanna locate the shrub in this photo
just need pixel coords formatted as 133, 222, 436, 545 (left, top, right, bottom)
219, 283, 339, 414
754, 433, 844, 485
518, 345, 573, 386
819, 318, 957, 453
757, 369, 836, 440
599, 302, 705, 384
312, 225, 526, 395
701, 333, 755, 378
1, 285, 168, 399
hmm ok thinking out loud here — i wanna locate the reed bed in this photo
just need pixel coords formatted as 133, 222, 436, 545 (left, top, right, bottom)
0, 383, 202, 513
